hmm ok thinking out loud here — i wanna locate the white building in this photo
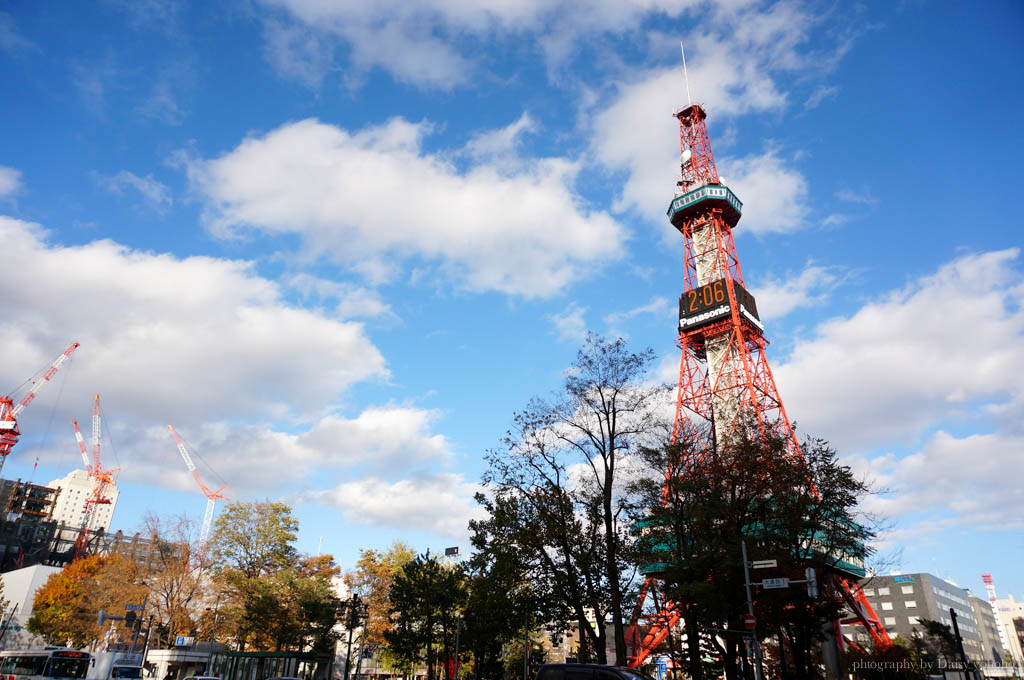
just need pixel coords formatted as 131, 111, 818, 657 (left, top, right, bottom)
0, 563, 62, 649
47, 469, 118, 533
994, 594, 1024, 666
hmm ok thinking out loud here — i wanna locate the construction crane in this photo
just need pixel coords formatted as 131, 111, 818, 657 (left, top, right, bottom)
167, 425, 228, 544
0, 342, 80, 475
72, 394, 119, 559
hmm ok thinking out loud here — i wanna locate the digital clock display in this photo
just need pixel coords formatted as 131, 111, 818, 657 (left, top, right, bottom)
678, 278, 761, 332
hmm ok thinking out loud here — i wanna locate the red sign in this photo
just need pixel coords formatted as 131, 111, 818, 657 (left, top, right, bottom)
743, 614, 756, 630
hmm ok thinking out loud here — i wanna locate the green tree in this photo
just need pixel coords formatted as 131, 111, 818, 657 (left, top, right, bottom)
210, 500, 302, 650
460, 551, 532, 680
385, 553, 466, 680
633, 425, 876, 680
477, 334, 666, 665
211, 500, 298, 578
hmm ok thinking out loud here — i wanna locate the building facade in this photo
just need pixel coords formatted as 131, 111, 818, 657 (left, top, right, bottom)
47, 469, 118, 533
968, 592, 1010, 665
994, 595, 1024, 666
843, 573, 989, 663
0, 563, 62, 649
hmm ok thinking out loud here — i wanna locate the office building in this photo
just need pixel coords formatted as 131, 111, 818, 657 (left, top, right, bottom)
842, 573, 989, 663
47, 469, 118, 533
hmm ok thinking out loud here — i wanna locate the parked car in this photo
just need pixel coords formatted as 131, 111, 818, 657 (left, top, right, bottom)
535, 664, 655, 680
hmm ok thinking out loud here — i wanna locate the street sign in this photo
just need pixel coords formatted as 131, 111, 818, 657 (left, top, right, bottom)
124, 604, 143, 612
444, 547, 459, 556
761, 577, 790, 589
743, 614, 756, 630
174, 636, 195, 647
751, 559, 777, 569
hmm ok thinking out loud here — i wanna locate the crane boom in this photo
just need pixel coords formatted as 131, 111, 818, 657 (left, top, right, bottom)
91, 393, 101, 474
72, 420, 92, 473
4, 342, 80, 421
0, 342, 80, 474
167, 425, 228, 544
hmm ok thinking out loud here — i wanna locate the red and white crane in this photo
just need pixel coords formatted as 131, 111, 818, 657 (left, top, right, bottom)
72, 394, 118, 559
982, 574, 1013, 655
167, 424, 228, 544
0, 342, 80, 474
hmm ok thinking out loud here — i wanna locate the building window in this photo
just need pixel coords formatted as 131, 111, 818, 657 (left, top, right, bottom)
906, 601, 917, 608
908, 616, 920, 625
884, 617, 896, 626
881, 602, 893, 611
901, 586, 914, 594
878, 587, 891, 596
863, 589, 874, 596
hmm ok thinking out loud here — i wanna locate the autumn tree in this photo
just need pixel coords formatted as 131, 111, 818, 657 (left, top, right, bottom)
345, 540, 415, 662
139, 513, 214, 648
28, 554, 146, 648
208, 500, 339, 652
476, 335, 667, 664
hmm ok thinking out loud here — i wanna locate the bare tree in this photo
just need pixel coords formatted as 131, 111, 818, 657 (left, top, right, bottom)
477, 334, 668, 665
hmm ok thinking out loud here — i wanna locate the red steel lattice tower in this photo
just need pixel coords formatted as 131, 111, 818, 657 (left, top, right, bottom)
625, 102, 890, 667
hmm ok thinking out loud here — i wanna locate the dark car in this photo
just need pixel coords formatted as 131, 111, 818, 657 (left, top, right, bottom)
535, 664, 655, 680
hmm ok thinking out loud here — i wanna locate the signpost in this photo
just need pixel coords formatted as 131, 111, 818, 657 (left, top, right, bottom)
762, 578, 790, 590
743, 614, 756, 630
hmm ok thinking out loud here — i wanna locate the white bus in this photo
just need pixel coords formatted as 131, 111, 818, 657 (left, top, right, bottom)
0, 649, 91, 680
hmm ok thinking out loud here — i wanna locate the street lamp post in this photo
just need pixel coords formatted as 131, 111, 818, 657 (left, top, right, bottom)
340, 595, 369, 680
206, 595, 222, 645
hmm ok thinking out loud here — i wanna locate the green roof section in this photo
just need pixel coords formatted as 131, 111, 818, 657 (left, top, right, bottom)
666, 183, 743, 228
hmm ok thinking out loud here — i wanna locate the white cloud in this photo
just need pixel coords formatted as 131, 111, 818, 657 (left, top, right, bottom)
262, 19, 336, 89
0, 12, 35, 54
185, 117, 625, 298
774, 249, 1024, 453
855, 430, 1024, 533
718, 149, 808, 233
750, 263, 843, 321
464, 112, 538, 162
137, 80, 187, 126
95, 170, 173, 209
130, 405, 454, 497
310, 473, 484, 538
254, 0, 700, 89
804, 84, 838, 110
0, 216, 387, 444
604, 296, 671, 326
285, 273, 395, 320
550, 302, 588, 343
589, 3, 825, 231
0, 166, 22, 199
836, 187, 878, 206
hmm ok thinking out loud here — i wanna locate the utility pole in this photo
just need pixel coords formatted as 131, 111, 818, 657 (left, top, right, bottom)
522, 606, 529, 680
129, 595, 148, 655
949, 608, 972, 673
741, 541, 765, 680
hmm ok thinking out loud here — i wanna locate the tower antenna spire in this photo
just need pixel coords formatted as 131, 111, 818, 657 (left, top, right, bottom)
680, 41, 692, 106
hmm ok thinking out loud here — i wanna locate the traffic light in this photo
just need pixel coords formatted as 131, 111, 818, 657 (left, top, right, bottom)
805, 568, 818, 598
98, 610, 107, 626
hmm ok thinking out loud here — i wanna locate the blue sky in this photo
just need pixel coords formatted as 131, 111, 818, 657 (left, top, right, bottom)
1, 0, 1022, 602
